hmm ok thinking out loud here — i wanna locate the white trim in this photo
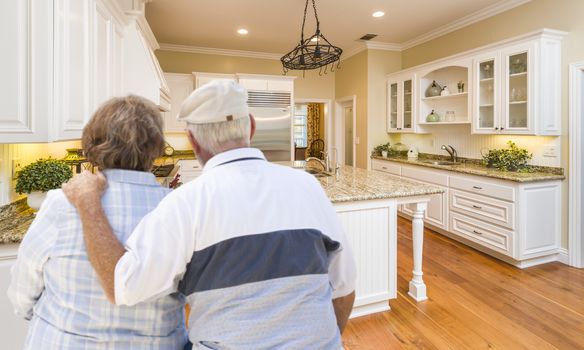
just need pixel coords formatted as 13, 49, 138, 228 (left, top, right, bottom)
388, 28, 567, 77
99, 0, 129, 28
401, 0, 532, 50
341, 44, 368, 61
558, 248, 570, 265
295, 99, 334, 159
335, 96, 357, 167
158, 43, 283, 60
364, 41, 402, 52
569, 61, 584, 268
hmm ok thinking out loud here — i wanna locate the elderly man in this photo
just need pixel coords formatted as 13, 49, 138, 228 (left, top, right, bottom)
63, 81, 356, 349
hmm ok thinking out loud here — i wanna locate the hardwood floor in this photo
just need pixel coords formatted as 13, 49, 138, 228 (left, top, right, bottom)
342, 217, 584, 350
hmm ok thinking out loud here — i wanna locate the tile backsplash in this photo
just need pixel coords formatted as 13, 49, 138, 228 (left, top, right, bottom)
392, 125, 561, 167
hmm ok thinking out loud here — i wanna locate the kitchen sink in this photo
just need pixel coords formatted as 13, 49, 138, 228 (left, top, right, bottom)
421, 160, 462, 166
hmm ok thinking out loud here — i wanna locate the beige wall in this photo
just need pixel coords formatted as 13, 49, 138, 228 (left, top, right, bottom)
335, 51, 368, 169
367, 50, 402, 162
399, 0, 584, 248
155, 50, 335, 100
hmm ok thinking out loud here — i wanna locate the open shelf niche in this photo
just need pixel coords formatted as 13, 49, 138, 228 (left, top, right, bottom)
418, 65, 470, 126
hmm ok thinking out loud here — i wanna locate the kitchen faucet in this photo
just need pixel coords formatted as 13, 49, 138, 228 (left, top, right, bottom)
306, 150, 340, 175
441, 144, 458, 162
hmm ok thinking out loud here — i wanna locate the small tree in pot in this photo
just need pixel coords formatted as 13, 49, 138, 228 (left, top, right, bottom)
15, 158, 73, 210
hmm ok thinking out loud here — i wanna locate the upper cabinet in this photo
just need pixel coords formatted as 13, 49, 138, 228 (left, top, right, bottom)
0, 0, 169, 143
387, 29, 565, 136
472, 32, 563, 136
387, 74, 416, 133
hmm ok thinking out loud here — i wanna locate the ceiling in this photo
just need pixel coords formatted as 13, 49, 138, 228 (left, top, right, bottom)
145, 0, 520, 54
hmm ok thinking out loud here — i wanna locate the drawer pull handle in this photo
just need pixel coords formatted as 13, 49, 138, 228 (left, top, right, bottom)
472, 205, 482, 209
472, 186, 483, 190
472, 230, 483, 235
382, 167, 387, 170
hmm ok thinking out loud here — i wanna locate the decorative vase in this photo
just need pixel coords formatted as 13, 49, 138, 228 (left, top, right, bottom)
27, 191, 47, 211
440, 86, 450, 96
381, 150, 388, 158
426, 110, 440, 122
425, 80, 442, 97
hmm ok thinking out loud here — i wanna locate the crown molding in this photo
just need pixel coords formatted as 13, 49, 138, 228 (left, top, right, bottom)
341, 43, 368, 61
401, 0, 532, 50
364, 41, 402, 51
158, 43, 283, 60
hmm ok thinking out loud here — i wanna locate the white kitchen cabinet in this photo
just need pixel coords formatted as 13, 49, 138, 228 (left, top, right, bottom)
0, 0, 52, 143
0, 0, 128, 142
0, 245, 28, 349
163, 74, 194, 133
472, 30, 564, 135
237, 74, 295, 92
371, 158, 562, 267
194, 72, 237, 89
177, 159, 203, 184
386, 74, 416, 133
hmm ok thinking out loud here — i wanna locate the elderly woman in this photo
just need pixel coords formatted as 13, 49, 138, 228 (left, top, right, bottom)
8, 96, 187, 349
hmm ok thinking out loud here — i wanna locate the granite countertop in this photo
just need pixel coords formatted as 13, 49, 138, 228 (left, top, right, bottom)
0, 198, 35, 245
284, 161, 444, 203
2, 161, 443, 244
371, 155, 565, 183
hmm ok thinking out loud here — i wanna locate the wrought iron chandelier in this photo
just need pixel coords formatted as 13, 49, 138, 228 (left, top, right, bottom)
281, 0, 342, 75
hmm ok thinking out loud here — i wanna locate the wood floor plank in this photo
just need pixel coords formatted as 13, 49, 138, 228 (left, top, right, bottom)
342, 217, 584, 350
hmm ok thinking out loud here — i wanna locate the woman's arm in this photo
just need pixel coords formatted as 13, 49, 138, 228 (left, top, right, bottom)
7, 192, 60, 320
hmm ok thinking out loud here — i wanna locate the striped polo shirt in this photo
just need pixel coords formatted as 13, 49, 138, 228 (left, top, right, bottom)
115, 147, 357, 349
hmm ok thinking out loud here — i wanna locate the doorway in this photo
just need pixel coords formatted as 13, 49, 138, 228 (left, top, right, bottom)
344, 105, 354, 166
335, 96, 357, 167
294, 99, 332, 161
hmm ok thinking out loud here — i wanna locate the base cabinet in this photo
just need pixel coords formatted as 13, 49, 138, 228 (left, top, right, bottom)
0, 246, 28, 349
373, 158, 562, 267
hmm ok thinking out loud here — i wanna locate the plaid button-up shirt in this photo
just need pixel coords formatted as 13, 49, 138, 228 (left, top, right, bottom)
8, 169, 187, 349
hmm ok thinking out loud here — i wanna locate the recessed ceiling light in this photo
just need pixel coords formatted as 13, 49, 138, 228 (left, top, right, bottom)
237, 28, 249, 35
372, 11, 385, 18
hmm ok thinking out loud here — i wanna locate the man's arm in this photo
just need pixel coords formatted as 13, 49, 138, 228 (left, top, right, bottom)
333, 291, 355, 333
62, 171, 123, 304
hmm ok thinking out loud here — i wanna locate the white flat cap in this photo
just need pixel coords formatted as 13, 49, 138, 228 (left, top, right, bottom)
177, 80, 249, 124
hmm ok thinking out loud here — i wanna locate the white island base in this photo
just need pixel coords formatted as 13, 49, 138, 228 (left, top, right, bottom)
334, 196, 430, 318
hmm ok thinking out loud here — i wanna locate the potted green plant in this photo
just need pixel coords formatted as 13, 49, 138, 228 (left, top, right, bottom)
373, 143, 392, 158
482, 141, 532, 172
15, 158, 73, 210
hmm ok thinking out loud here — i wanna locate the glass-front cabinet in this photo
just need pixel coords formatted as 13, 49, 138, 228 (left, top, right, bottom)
472, 42, 535, 135
474, 55, 498, 132
387, 76, 415, 133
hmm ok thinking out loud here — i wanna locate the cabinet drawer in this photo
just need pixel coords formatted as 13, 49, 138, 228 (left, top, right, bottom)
401, 166, 448, 186
178, 159, 202, 172
371, 160, 400, 176
450, 212, 514, 257
449, 175, 515, 202
450, 189, 515, 230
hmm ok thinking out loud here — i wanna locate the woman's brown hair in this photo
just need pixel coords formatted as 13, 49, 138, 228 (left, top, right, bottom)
82, 95, 164, 171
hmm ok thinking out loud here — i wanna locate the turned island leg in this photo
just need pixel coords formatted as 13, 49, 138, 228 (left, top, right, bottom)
408, 201, 428, 302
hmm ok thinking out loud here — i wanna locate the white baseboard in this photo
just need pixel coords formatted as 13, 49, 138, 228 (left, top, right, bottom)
557, 248, 570, 265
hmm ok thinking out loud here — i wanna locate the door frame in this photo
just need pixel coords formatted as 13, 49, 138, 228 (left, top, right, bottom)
569, 61, 584, 268
335, 96, 357, 167
295, 99, 333, 156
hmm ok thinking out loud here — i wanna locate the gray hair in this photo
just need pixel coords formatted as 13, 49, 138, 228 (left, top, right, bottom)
187, 115, 251, 155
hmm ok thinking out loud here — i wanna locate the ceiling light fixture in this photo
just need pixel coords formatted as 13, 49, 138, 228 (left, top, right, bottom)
281, 0, 342, 76
372, 11, 385, 18
237, 28, 249, 35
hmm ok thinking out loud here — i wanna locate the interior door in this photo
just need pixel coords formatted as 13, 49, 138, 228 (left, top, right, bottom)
344, 106, 354, 166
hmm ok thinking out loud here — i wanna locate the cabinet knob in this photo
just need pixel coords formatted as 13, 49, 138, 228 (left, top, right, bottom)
500, 127, 505, 130
494, 127, 499, 130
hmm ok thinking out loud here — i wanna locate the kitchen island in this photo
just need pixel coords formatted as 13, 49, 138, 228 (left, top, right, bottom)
284, 162, 444, 317
0, 163, 443, 348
